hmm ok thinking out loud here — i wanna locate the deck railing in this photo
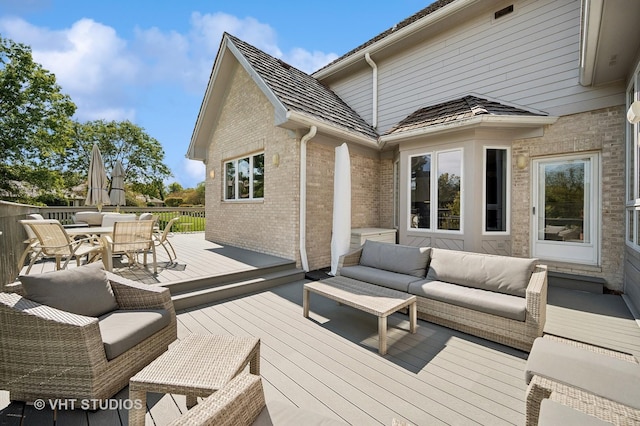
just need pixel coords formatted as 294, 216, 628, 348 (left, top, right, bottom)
39, 206, 205, 233
0, 203, 205, 287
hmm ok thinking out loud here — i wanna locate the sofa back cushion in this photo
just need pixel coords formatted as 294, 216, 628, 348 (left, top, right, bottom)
426, 248, 536, 297
359, 240, 430, 278
20, 262, 119, 317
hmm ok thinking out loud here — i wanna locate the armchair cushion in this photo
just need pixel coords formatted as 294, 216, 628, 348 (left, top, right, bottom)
98, 309, 171, 360
19, 263, 118, 317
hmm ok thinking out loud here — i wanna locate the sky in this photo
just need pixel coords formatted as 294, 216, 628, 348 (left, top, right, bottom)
0, 0, 431, 189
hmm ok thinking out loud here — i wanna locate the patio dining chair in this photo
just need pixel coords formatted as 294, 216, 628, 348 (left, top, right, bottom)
102, 220, 157, 273
19, 219, 103, 274
154, 217, 180, 264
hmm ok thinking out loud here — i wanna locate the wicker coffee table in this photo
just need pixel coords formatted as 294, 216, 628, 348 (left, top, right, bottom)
128, 334, 260, 426
303, 276, 417, 355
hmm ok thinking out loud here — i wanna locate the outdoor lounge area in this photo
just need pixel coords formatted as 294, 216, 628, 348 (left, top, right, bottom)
1, 233, 639, 425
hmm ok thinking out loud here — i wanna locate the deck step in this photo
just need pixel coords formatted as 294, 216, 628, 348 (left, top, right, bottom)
166, 265, 305, 311
548, 271, 605, 294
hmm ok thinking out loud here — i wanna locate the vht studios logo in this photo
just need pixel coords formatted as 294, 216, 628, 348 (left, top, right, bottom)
34, 398, 143, 411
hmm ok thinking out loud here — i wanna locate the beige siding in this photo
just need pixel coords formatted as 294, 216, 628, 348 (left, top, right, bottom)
205, 63, 300, 263
330, 0, 624, 134
512, 106, 626, 291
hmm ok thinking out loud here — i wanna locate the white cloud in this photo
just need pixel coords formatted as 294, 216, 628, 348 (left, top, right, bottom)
0, 12, 339, 126
283, 48, 338, 74
178, 158, 206, 187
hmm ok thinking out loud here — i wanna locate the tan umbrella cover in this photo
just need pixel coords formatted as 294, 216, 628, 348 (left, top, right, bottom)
109, 160, 126, 209
85, 144, 111, 211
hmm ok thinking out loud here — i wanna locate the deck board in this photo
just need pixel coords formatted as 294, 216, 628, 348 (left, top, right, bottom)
3, 239, 640, 425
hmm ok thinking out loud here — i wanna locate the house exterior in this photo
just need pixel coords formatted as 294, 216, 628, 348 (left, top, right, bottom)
187, 0, 640, 313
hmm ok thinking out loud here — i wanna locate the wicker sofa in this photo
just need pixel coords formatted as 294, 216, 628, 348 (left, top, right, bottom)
337, 240, 547, 352
0, 264, 177, 403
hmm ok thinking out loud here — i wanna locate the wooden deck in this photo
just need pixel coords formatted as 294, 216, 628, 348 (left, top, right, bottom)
17, 232, 293, 286
2, 235, 640, 425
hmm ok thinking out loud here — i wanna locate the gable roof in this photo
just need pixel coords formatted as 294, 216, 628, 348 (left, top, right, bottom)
187, 34, 378, 160
227, 35, 378, 141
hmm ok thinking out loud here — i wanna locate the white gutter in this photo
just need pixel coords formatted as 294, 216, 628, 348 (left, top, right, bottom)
364, 52, 378, 129
380, 115, 559, 145
579, 0, 604, 86
299, 125, 317, 272
285, 110, 378, 149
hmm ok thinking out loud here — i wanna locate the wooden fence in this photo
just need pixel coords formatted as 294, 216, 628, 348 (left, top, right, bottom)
0, 201, 40, 289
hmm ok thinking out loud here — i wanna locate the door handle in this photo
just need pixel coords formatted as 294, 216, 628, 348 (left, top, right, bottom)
532, 207, 536, 215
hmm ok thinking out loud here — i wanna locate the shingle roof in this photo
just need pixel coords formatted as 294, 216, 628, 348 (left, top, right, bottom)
316, 0, 455, 74
386, 95, 546, 135
227, 34, 378, 140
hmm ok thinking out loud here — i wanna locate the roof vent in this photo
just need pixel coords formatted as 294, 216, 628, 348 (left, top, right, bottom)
494, 5, 514, 19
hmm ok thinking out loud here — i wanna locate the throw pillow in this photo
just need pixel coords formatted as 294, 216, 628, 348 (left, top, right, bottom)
20, 262, 119, 317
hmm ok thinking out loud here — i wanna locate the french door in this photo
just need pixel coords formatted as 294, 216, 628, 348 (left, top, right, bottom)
532, 153, 599, 265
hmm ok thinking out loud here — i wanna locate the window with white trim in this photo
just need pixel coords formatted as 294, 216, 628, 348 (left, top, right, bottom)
627, 65, 640, 250
409, 149, 463, 232
224, 153, 264, 200
484, 147, 510, 233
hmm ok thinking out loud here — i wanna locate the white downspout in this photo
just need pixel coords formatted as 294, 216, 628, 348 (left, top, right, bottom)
365, 52, 378, 129
299, 125, 317, 272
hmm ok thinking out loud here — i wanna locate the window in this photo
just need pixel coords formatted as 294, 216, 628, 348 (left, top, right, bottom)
410, 149, 463, 232
484, 148, 509, 233
627, 65, 640, 250
224, 153, 264, 200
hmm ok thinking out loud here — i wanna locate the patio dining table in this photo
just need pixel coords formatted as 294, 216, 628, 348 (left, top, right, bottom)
65, 226, 113, 238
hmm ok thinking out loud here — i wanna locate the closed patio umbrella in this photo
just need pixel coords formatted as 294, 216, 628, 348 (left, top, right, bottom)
109, 160, 126, 211
85, 144, 111, 211
330, 143, 351, 275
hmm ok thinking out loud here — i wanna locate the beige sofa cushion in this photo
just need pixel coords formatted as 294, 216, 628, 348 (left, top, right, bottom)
426, 248, 536, 297
98, 309, 171, 360
340, 265, 424, 293
409, 279, 527, 321
20, 263, 118, 317
359, 240, 430, 278
74, 211, 104, 226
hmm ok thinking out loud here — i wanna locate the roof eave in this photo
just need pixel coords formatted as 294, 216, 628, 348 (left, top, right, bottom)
313, 0, 479, 80
380, 115, 559, 145
579, 0, 603, 87
186, 35, 289, 162
285, 110, 380, 149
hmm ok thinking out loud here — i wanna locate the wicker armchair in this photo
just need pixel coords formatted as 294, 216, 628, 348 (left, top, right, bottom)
0, 272, 177, 402
525, 335, 640, 425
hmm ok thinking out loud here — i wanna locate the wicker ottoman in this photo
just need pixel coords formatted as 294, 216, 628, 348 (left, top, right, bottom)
129, 334, 260, 426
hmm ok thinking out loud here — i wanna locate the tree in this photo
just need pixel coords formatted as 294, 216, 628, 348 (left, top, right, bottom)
168, 182, 183, 194
0, 36, 76, 198
60, 120, 172, 199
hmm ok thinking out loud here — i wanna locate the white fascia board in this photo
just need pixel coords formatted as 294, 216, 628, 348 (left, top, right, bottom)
285, 110, 379, 149
380, 115, 559, 145
313, 0, 479, 80
579, 0, 604, 86
225, 40, 289, 125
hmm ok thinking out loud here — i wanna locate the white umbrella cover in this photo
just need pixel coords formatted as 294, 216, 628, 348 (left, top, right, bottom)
109, 160, 126, 209
330, 143, 352, 275
85, 144, 111, 210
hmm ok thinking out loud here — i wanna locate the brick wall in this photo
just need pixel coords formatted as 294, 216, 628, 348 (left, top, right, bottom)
205, 65, 300, 263
305, 142, 383, 270
512, 106, 626, 290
